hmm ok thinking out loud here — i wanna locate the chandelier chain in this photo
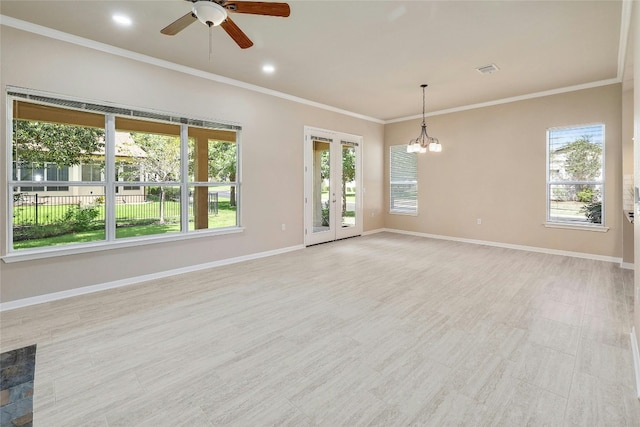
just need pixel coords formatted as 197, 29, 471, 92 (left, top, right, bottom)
421, 84, 427, 125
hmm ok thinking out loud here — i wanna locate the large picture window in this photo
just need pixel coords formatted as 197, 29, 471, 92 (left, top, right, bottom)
389, 145, 418, 215
547, 124, 604, 226
8, 91, 240, 253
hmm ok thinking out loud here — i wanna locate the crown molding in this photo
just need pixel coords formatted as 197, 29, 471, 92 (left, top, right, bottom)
386, 78, 622, 124
0, 15, 385, 125
1, 12, 628, 126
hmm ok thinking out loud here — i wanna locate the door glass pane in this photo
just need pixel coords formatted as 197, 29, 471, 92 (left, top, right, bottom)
341, 144, 356, 228
313, 140, 330, 232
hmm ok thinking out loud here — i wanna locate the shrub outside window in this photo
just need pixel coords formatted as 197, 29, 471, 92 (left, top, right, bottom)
547, 124, 604, 226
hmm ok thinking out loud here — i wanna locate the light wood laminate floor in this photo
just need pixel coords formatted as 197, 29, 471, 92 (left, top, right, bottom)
2, 233, 639, 426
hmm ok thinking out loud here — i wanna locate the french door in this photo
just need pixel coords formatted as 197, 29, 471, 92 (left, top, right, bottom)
304, 126, 362, 246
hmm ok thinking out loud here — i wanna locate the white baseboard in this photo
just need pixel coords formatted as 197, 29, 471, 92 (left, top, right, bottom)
631, 328, 640, 400
381, 228, 624, 265
621, 262, 635, 270
1, 228, 630, 311
0, 244, 304, 312
362, 228, 385, 236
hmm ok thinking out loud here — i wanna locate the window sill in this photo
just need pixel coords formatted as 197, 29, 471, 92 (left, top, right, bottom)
389, 211, 418, 216
1, 227, 245, 263
544, 222, 609, 232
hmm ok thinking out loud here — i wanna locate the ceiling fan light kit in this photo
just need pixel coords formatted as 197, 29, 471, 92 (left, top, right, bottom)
193, 1, 228, 27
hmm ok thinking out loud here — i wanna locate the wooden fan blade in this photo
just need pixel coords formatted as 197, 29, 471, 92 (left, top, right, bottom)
161, 12, 197, 35
223, 1, 290, 17
220, 17, 254, 49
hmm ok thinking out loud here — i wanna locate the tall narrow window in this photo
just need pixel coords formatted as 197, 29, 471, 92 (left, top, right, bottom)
547, 124, 604, 226
114, 118, 182, 238
11, 104, 107, 249
188, 127, 238, 231
389, 144, 418, 215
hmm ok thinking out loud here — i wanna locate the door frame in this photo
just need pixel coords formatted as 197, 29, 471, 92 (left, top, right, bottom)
303, 126, 363, 246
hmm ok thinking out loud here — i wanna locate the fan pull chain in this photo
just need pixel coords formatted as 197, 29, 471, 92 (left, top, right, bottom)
209, 25, 214, 63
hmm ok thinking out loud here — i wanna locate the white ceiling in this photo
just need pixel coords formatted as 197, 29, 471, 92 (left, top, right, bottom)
0, 1, 627, 121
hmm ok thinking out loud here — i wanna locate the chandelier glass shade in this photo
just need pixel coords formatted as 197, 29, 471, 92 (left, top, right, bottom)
407, 84, 441, 154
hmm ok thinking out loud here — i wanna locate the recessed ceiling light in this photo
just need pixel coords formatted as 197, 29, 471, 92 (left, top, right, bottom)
262, 64, 276, 74
112, 14, 132, 26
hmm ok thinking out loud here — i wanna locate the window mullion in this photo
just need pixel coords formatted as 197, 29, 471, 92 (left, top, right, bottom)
180, 124, 189, 233
6, 99, 15, 253
235, 131, 241, 228
549, 181, 603, 185
105, 115, 116, 241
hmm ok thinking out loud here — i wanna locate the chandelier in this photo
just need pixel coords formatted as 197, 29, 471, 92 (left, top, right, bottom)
407, 84, 442, 153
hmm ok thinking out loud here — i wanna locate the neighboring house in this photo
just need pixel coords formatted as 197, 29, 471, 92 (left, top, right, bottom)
13, 132, 146, 203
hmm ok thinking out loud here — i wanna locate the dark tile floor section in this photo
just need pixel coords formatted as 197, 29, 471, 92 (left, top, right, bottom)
1, 345, 36, 427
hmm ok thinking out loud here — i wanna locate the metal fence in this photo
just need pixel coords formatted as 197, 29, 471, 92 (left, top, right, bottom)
12, 192, 218, 227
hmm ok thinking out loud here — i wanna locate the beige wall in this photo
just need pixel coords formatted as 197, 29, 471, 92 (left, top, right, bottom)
0, 26, 385, 303
0, 25, 627, 305
384, 84, 623, 257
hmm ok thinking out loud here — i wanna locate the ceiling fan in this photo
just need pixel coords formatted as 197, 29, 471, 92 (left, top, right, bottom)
161, 0, 290, 49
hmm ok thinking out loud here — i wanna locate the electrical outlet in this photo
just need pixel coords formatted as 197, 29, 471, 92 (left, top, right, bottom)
477, 218, 482, 225
281, 223, 286, 231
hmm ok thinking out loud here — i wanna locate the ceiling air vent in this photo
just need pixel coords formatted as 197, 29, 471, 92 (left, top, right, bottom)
476, 64, 500, 74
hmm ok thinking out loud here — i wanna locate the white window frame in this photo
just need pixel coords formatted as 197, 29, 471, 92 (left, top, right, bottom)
389, 144, 418, 215
4, 88, 243, 262
545, 123, 607, 231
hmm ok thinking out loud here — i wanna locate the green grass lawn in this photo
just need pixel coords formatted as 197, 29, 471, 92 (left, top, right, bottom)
13, 200, 237, 250
14, 229, 108, 249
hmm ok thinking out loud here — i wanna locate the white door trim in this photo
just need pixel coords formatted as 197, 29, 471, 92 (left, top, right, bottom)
304, 126, 362, 246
